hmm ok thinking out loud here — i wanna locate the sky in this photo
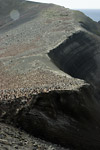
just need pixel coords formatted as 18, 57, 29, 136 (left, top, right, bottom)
27, 0, 100, 9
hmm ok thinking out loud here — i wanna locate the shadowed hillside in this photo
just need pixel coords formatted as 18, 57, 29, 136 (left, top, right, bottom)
73, 10, 100, 36
48, 31, 100, 92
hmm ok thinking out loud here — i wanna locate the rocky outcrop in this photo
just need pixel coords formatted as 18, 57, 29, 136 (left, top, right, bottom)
48, 31, 100, 100
1, 85, 100, 150
16, 87, 100, 150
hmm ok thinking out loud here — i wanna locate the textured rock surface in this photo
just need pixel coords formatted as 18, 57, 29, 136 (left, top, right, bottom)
0, 122, 67, 150
0, 0, 100, 150
1, 85, 100, 150
48, 31, 100, 92
0, 0, 84, 91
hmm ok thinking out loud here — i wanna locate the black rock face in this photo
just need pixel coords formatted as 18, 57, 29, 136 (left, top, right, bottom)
48, 31, 100, 99
1, 86, 100, 150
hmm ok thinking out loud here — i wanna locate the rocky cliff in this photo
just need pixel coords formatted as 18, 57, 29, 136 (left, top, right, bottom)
0, 0, 100, 150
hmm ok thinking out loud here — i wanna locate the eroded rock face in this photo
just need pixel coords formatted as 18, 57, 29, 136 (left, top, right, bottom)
1, 85, 100, 150
16, 89, 100, 150
48, 31, 100, 99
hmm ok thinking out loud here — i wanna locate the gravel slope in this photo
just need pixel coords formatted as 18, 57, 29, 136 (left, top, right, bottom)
0, 0, 86, 91
0, 122, 69, 150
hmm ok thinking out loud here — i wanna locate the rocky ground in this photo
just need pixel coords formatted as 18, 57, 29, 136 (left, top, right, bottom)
0, 0, 80, 91
0, 122, 69, 150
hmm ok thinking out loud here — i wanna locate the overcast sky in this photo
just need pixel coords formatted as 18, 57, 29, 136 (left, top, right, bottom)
27, 0, 100, 9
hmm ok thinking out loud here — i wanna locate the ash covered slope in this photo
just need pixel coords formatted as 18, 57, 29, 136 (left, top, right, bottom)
0, 0, 85, 90
0, 0, 100, 92
1, 1, 100, 150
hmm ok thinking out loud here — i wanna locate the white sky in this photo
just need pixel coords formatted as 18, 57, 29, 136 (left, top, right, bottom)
27, 0, 100, 9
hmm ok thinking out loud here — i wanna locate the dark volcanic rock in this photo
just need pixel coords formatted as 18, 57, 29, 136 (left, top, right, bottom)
1, 85, 100, 150
48, 31, 100, 100
17, 88, 100, 150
